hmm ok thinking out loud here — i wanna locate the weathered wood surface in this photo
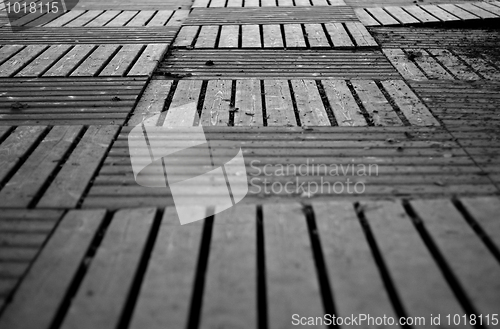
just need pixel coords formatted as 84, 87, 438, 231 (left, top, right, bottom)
159, 49, 400, 79
0, 77, 148, 125
2, 198, 499, 328
356, 2, 497, 26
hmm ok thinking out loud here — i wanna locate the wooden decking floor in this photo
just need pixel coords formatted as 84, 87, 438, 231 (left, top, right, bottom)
0, 0, 499, 327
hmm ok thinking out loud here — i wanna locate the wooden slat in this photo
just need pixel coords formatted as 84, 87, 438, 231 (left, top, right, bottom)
0, 210, 106, 329
473, 1, 500, 16
218, 25, 239, 48
419, 4, 460, 22
283, 24, 306, 48
245, 0, 260, 6
16, 45, 71, 77
384, 6, 419, 24
164, 80, 203, 126
195, 25, 219, 48
345, 22, 377, 47
166, 10, 189, 26
263, 80, 296, 126
199, 205, 257, 329
291, 80, 331, 126
105, 10, 139, 26
146, 10, 174, 26
100, 44, 143, 76
261, 0, 277, 6
37, 125, 119, 208
44, 45, 95, 77
263, 24, 284, 48
128, 207, 205, 329
84, 10, 121, 27
365, 7, 399, 25
192, 0, 210, 7
311, 0, 328, 5
406, 48, 453, 80
362, 200, 467, 327
437, 4, 479, 20
313, 201, 396, 320
71, 45, 120, 77
0, 126, 47, 184
234, 79, 263, 126
127, 79, 173, 126
0, 45, 24, 65
227, 0, 243, 7
263, 203, 323, 328
459, 197, 500, 251
427, 48, 480, 80
304, 24, 330, 47
324, 23, 353, 47
43, 10, 86, 27
453, 50, 500, 81
210, 0, 227, 7
128, 44, 168, 76
351, 80, 402, 126
200, 80, 232, 126
381, 80, 439, 126
126, 10, 157, 26
456, 3, 498, 19
0, 126, 83, 208
241, 24, 261, 48
0, 45, 47, 77
382, 48, 428, 81
354, 8, 380, 26
278, 0, 293, 6
410, 199, 500, 317
322, 79, 366, 126
402, 5, 440, 23
60, 208, 156, 329
173, 25, 199, 47
65, 10, 104, 27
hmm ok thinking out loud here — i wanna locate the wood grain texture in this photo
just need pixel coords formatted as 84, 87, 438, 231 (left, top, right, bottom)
60, 208, 156, 329
129, 207, 205, 329
0, 210, 106, 329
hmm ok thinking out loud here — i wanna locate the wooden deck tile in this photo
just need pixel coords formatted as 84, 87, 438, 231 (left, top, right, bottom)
0, 77, 148, 125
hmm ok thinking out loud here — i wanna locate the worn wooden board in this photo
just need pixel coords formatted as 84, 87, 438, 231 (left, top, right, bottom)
36, 125, 119, 208
199, 205, 257, 329
351, 79, 402, 126
0, 126, 83, 208
128, 207, 205, 329
0, 210, 106, 329
128, 79, 173, 126
362, 200, 467, 327
313, 201, 396, 320
290, 80, 330, 126
410, 199, 500, 316
200, 80, 232, 126
234, 79, 263, 126
263, 203, 324, 328
263, 80, 296, 126
60, 208, 156, 329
